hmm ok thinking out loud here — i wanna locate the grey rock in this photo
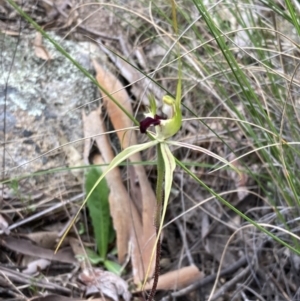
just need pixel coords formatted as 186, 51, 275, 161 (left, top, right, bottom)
0, 32, 98, 177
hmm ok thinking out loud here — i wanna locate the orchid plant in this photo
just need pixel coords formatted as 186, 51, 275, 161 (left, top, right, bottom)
75, 57, 235, 300
59, 4, 236, 299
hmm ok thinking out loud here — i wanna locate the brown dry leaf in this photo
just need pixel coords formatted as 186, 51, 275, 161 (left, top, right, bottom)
64, 7, 79, 29
22, 231, 58, 249
1, 236, 75, 264
92, 59, 157, 283
143, 265, 204, 291
83, 109, 152, 283
68, 237, 89, 270
34, 32, 52, 61
79, 268, 131, 301
98, 45, 162, 102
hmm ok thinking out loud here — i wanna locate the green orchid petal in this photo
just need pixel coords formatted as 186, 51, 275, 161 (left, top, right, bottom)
156, 72, 182, 140
158, 108, 182, 139
149, 94, 157, 116
144, 142, 176, 286
167, 140, 242, 176
84, 140, 159, 203
159, 142, 176, 229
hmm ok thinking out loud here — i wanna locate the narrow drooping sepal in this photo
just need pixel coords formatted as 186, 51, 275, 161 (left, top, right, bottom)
143, 142, 176, 290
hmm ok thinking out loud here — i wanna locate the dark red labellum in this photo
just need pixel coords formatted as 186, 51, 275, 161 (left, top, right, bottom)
139, 116, 162, 133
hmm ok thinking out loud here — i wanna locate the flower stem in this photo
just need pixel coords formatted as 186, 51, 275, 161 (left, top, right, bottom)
147, 143, 165, 301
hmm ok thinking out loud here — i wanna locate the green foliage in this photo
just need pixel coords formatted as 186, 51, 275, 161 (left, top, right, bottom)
85, 167, 112, 259
104, 260, 122, 275
85, 248, 103, 265
84, 167, 122, 274
9, 179, 19, 192
10, 0, 300, 287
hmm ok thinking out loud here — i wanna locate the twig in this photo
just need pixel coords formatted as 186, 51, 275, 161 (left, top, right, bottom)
210, 265, 250, 301
0, 193, 84, 234
0, 266, 75, 294
175, 219, 194, 265
266, 271, 291, 301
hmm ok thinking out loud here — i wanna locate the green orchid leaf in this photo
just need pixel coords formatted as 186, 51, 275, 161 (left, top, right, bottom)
85, 247, 104, 265
85, 167, 111, 259
108, 219, 116, 244
104, 260, 122, 275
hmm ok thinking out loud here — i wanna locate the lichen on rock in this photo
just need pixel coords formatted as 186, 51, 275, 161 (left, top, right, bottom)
0, 32, 100, 178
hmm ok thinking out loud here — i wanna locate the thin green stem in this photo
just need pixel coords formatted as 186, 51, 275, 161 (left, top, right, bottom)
147, 143, 165, 301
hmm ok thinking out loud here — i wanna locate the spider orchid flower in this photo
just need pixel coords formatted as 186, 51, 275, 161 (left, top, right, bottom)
139, 92, 182, 140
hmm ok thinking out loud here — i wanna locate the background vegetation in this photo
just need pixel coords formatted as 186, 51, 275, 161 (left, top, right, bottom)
1, 0, 300, 300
